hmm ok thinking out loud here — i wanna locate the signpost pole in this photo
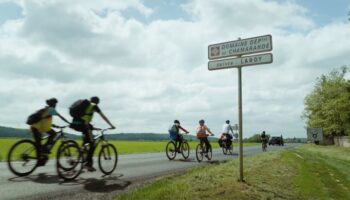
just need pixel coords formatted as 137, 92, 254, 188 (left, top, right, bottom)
238, 66, 244, 182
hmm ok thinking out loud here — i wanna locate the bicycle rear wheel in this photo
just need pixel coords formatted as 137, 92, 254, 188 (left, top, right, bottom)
98, 143, 118, 175
181, 142, 190, 159
7, 140, 38, 176
56, 142, 82, 181
165, 141, 176, 160
222, 142, 227, 155
195, 144, 203, 162
207, 146, 213, 160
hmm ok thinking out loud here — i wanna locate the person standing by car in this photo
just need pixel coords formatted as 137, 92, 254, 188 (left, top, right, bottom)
218, 120, 234, 148
168, 120, 189, 152
70, 96, 115, 171
261, 131, 268, 151
196, 119, 214, 156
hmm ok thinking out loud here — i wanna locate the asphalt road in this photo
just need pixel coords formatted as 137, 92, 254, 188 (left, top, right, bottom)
0, 144, 299, 200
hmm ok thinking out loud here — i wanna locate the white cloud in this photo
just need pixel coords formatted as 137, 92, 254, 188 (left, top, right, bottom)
0, 0, 349, 138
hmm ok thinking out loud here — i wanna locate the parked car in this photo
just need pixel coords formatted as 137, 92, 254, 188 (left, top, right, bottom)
269, 136, 284, 146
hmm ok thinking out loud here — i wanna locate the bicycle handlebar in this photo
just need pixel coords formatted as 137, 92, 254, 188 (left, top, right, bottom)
52, 125, 69, 129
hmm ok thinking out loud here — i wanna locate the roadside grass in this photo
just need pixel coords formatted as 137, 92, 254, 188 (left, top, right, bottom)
116, 145, 350, 200
0, 138, 258, 161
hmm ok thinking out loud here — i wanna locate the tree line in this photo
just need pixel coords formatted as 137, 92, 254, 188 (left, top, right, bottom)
303, 66, 350, 137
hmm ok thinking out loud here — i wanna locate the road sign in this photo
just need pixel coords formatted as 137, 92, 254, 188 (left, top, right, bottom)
307, 128, 323, 143
208, 53, 273, 71
208, 35, 272, 60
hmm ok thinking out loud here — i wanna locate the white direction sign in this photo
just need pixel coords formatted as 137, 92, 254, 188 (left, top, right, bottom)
208, 53, 273, 71
208, 35, 272, 60
307, 128, 324, 143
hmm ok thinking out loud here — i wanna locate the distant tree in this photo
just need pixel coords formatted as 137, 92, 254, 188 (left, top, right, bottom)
348, 11, 350, 21
302, 66, 350, 137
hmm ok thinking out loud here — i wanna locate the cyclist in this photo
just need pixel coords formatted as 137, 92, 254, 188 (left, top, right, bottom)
261, 131, 268, 151
218, 120, 234, 148
70, 96, 115, 172
196, 119, 214, 157
30, 98, 70, 165
168, 120, 189, 152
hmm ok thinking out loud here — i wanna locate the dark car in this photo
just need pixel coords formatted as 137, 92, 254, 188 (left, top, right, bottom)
269, 136, 284, 146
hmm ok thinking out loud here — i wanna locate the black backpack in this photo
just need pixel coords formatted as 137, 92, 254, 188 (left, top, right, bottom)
26, 107, 48, 125
69, 99, 90, 118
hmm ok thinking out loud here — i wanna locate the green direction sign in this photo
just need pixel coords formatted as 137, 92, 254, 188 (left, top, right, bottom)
208, 35, 272, 60
208, 53, 273, 71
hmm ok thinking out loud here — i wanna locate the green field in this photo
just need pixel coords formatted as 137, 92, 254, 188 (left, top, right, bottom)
0, 138, 258, 161
116, 145, 350, 200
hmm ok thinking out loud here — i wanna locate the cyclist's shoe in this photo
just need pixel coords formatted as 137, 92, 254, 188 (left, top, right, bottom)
84, 164, 96, 172
37, 157, 48, 166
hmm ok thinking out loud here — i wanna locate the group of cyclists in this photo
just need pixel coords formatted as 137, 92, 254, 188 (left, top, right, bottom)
28, 97, 115, 172
9, 96, 269, 179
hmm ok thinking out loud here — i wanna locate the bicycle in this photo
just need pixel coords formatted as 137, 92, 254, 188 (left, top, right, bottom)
196, 135, 213, 162
165, 134, 190, 160
221, 139, 233, 155
56, 128, 118, 181
7, 125, 77, 177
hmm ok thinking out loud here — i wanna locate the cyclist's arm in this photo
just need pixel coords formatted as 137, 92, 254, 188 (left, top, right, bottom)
56, 112, 70, 124
98, 111, 115, 129
178, 126, 189, 134
207, 127, 214, 136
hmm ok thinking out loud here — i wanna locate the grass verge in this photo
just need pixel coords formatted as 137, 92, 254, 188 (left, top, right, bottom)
116, 145, 350, 200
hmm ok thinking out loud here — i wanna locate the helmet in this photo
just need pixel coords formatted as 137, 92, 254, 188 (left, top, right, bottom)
226, 120, 230, 124
199, 119, 205, 124
91, 96, 100, 104
174, 120, 180, 124
46, 98, 58, 106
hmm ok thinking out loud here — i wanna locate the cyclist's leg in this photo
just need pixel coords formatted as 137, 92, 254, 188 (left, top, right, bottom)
31, 127, 42, 152
43, 129, 57, 152
177, 135, 183, 150
204, 137, 211, 153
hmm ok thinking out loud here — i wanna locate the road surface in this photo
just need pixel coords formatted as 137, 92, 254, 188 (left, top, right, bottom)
0, 144, 299, 200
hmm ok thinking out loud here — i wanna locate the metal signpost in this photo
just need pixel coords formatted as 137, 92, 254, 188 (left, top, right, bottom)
208, 35, 273, 182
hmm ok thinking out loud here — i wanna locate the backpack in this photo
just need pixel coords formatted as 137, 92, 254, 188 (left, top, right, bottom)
26, 107, 48, 125
69, 99, 90, 118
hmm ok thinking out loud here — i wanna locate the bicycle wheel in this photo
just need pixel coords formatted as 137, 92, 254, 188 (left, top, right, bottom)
181, 142, 190, 159
56, 142, 82, 181
195, 144, 203, 162
7, 140, 39, 177
165, 141, 177, 160
207, 145, 213, 161
56, 140, 80, 171
222, 142, 227, 155
98, 143, 118, 175
228, 145, 233, 155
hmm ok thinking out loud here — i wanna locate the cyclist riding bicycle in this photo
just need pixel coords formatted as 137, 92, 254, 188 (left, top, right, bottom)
29, 98, 70, 165
196, 119, 214, 156
218, 120, 234, 148
168, 120, 189, 152
70, 96, 115, 172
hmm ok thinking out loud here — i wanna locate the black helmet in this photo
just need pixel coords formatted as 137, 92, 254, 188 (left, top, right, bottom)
226, 120, 230, 124
91, 96, 100, 104
199, 119, 205, 124
174, 120, 180, 124
46, 98, 58, 106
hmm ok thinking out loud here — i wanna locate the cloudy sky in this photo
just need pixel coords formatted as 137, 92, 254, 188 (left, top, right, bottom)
0, 0, 349, 138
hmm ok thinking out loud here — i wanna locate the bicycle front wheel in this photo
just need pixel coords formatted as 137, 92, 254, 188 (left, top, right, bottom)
7, 139, 38, 177
195, 144, 203, 162
56, 142, 82, 181
181, 142, 190, 159
98, 143, 118, 175
165, 141, 177, 160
